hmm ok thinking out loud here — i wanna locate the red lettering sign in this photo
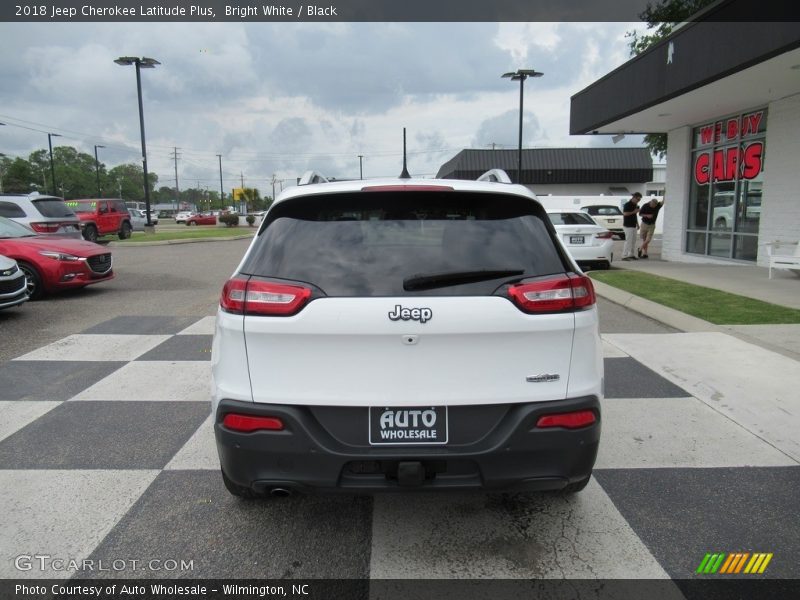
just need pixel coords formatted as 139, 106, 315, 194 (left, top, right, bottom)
692, 142, 763, 184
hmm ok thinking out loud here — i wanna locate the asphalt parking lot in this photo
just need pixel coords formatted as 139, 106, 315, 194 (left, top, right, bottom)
0, 237, 797, 591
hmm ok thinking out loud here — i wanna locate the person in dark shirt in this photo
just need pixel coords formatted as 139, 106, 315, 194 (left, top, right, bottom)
638, 197, 665, 258
621, 192, 641, 261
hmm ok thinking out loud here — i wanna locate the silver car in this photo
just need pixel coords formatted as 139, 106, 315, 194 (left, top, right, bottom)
0, 193, 82, 239
0, 254, 29, 310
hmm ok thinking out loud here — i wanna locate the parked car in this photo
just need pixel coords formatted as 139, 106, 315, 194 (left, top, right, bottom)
547, 209, 614, 270
0, 254, 29, 310
65, 199, 133, 242
212, 170, 602, 498
581, 205, 625, 239
0, 193, 82, 239
139, 209, 159, 225
0, 216, 114, 299
128, 209, 147, 232
175, 211, 195, 224
186, 213, 217, 226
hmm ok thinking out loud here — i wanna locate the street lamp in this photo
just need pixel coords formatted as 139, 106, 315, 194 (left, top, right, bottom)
94, 145, 105, 197
501, 69, 543, 185
47, 133, 61, 195
115, 56, 160, 227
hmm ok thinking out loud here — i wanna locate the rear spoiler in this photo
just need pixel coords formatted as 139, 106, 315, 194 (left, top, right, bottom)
476, 169, 512, 183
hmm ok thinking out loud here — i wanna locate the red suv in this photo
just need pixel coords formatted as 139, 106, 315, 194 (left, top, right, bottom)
66, 199, 133, 242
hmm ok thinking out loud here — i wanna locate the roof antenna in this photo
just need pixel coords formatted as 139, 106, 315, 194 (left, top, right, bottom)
399, 127, 411, 179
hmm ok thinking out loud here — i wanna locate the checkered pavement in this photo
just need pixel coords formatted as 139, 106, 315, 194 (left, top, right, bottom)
0, 316, 797, 581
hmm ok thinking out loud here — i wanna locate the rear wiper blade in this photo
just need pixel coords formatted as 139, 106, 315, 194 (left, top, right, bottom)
403, 269, 525, 291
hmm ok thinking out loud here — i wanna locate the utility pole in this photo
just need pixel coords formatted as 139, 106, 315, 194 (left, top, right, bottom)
240, 172, 245, 213
217, 154, 224, 211
358, 155, 364, 180
271, 174, 276, 204
170, 147, 181, 212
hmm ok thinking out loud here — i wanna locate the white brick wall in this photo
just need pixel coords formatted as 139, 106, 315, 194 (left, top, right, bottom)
758, 93, 800, 265
662, 127, 692, 262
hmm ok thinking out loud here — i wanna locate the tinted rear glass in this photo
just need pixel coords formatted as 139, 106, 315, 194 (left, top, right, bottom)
549, 212, 597, 226
241, 191, 565, 296
32, 199, 76, 218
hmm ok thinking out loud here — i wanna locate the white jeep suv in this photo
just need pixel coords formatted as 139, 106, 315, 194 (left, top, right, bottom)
212, 171, 602, 497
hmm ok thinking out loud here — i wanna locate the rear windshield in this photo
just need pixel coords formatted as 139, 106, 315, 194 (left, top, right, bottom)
32, 198, 76, 218
549, 212, 597, 226
64, 200, 97, 213
240, 191, 566, 296
585, 206, 621, 216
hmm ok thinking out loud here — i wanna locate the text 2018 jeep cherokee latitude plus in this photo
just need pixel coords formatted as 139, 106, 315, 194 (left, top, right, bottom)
212, 173, 602, 498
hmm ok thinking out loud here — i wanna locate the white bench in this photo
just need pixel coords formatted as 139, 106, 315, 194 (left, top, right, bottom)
765, 241, 800, 279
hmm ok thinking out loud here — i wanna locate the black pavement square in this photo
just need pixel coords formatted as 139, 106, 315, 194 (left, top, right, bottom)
84, 470, 373, 579
83, 316, 202, 335
594, 467, 800, 580
135, 335, 213, 361
0, 360, 125, 401
0, 401, 210, 469
604, 357, 690, 398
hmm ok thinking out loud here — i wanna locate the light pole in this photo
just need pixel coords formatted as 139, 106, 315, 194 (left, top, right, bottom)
47, 133, 61, 195
358, 154, 363, 180
217, 154, 224, 211
501, 69, 543, 185
94, 145, 105, 197
115, 56, 160, 228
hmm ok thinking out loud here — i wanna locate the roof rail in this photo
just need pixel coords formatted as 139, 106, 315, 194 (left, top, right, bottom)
298, 170, 331, 186
476, 169, 512, 183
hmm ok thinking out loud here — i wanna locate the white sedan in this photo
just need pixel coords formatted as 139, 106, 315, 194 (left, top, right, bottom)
127, 209, 147, 232
547, 209, 614, 270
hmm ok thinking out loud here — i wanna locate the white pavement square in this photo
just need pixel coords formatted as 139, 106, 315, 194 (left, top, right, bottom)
0, 469, 159, 578
602, 338, 629, 358
0, 401, 61, 443
369, 478, 671, 579
596, 397, 798, 469
72, 361, 212, 402
13, 334, 171, 362
177, 316, 217, 336
604, 332, 800, 462
164, 416, 218, 470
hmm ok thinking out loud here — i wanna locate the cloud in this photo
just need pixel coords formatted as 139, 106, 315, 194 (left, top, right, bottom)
472, 110, 544, 149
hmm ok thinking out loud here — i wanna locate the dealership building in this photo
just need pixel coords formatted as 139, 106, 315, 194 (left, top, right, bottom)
570, 0, 800, 265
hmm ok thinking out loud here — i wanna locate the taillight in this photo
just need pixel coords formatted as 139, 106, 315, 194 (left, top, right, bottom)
594, 231, 614, 239
507, 274, 595, 313
29, 222, 60, 233
220, 277, 312, 316
223, 413, 284, 432
536, 410, 597, 429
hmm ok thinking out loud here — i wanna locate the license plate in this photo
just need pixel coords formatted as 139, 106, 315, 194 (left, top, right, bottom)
569, 235, 585, 244
369, 406, 448, 445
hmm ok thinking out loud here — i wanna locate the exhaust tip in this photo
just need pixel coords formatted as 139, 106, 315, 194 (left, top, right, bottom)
270, 487, 292, 498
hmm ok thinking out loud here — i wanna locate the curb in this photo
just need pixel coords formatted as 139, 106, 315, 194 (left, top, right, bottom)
590, 278, 719, 333
108, 233, 255, 247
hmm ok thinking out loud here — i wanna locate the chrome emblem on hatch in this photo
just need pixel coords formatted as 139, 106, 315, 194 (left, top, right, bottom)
526, 374, 560, 383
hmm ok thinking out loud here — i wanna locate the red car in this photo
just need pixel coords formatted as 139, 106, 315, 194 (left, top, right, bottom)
186, 213, 217, 226
0, 216, 114, 299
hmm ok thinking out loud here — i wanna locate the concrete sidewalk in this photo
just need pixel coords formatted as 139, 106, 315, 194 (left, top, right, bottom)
594, 244, 800, 359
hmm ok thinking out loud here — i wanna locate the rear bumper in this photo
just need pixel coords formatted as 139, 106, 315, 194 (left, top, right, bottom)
215, 396, 600, 493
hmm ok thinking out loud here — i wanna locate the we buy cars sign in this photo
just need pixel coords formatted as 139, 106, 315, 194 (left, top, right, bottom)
693, 110, 765, 185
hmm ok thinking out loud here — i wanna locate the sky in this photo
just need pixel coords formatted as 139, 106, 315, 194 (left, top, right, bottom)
0, 21, 649, 195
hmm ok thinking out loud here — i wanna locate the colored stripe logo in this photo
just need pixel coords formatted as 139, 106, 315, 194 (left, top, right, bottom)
696, 552, 773, 574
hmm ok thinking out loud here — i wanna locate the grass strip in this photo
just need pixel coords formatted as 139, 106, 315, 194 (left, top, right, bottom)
589, 270, 800, 325
116, 227, 255, 243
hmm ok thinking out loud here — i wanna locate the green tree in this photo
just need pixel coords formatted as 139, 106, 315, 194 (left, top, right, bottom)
1, 156, 41, 193
626, 0, 715, 158
107, 163, 158, 202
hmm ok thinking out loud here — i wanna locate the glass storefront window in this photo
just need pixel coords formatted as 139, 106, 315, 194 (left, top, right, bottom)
686, 108, 766, 261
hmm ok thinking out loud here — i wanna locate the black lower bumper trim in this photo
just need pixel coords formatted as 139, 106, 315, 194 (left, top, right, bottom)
215, 396, 600, 493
